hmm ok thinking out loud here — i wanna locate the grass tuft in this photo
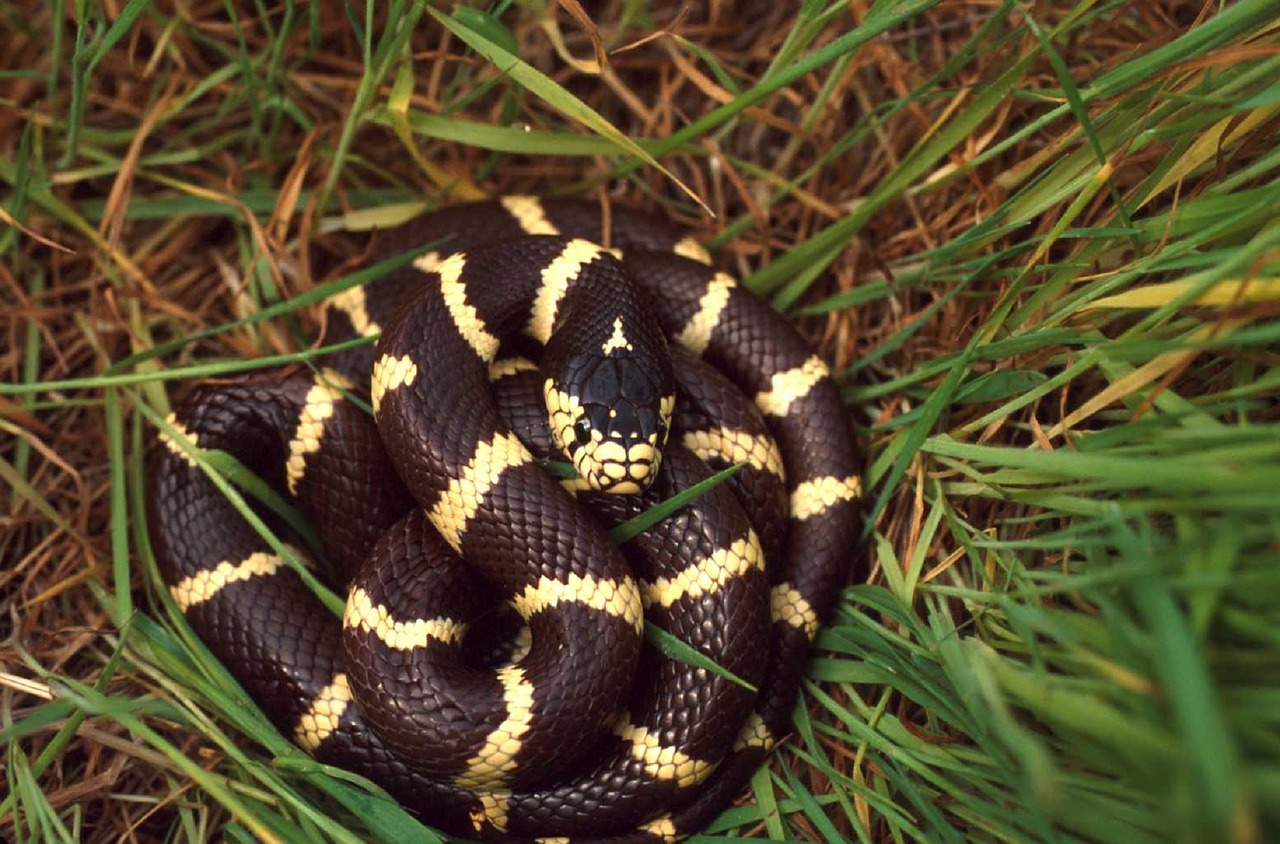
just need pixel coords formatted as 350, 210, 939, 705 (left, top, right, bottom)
3, 2, 1279, 842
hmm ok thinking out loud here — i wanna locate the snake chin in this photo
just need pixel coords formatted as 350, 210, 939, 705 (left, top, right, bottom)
544, 352, 674, 495
565, 441, 660, 495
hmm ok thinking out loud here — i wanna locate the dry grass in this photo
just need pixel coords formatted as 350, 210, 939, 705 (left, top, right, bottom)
4, 2, 1280, 842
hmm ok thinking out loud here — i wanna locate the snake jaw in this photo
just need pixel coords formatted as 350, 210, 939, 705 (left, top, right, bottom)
544, 379, 672, 495
565, 414, 663, 495
579, 435, 661, 495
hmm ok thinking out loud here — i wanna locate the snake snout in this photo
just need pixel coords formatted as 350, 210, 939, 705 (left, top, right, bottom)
574, 398, 665, 494
547, 354, 675, 495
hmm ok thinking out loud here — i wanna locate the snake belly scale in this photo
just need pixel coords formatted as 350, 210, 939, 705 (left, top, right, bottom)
147, 198, 861, 842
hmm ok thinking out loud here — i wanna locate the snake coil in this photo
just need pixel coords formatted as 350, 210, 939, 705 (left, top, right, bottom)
148, 198, 861, 843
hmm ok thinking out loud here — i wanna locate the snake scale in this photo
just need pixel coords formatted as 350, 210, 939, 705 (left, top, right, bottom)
147, 198, 861, 842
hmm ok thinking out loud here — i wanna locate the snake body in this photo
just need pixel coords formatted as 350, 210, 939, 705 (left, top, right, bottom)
147, 198, 861, 842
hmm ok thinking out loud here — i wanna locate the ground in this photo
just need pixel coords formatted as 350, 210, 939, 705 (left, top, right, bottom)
2, 2, 1279, 843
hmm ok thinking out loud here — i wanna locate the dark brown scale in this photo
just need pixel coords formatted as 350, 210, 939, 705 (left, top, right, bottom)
342, 512, 516, 780
147, 199, 860, 844
327, 200, 694, 383
366, 239, 672, 785
371, 198, 693, 267
667, 346, 790, 563
505, 474, 771, 836
484, 367, 771, 836
146, 375, 480, 835
147, 373, 407, 614
610, 249, 862, 840
493, 350, 788, 565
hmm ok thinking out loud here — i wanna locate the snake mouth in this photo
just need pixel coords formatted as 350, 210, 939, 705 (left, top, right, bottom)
584, 452, 660, 495
546, 383, 670, 495
574, 441, 661, 495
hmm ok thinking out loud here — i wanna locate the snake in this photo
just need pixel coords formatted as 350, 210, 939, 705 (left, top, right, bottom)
147, 197, 861, 842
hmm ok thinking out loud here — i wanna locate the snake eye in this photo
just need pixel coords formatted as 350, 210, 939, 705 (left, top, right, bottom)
573, 417, 593, 447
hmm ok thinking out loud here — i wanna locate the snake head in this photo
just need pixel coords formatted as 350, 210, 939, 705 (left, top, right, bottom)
544, 317, 675, 494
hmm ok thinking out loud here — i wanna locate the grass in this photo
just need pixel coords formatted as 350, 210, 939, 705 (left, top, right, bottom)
3, 1, 1280, 842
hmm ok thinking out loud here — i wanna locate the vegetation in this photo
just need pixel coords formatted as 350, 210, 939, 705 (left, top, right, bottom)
2, 1, 1278, 842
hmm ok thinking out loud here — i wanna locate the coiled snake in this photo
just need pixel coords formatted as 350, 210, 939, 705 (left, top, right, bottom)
147, 198, 861, 842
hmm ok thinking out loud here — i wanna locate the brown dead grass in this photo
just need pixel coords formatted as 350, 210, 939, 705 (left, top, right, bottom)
0, 1, 1214, 841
